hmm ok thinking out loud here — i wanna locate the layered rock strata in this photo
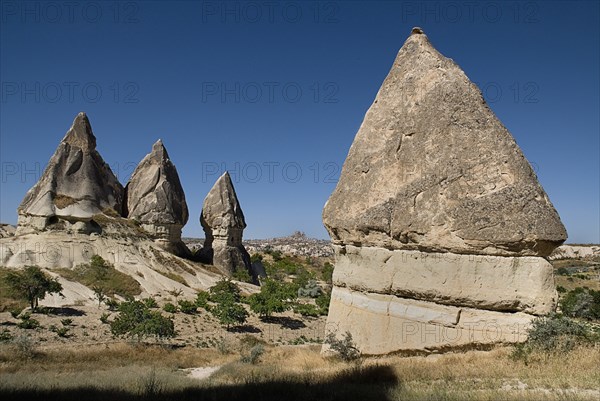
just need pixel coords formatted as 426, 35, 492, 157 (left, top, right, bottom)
322, 28, 567, 354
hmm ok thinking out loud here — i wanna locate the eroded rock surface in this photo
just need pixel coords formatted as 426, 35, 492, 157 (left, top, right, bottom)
125, 140, 189, 255
323, 28, 566, 355
198, 172, 252, 278
16, 113, 124, 235
323, 29, 566, 258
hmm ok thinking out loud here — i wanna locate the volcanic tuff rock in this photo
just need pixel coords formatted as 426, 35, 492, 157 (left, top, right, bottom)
322, 29, 566, 258
16, 113, 124, 235
125, 140, 189, 255
322, 28, 566, 355
198, 172, 252, 278
0, 224, 16, 238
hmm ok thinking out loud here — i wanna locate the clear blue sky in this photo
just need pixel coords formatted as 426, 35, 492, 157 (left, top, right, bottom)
1, 1, 598, 243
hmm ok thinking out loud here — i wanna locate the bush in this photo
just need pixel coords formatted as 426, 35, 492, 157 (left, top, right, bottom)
111, 300, 175, 340
240, 344, 264, 364
17, 313, 40, 330
162, 303, 177, 313
100, 312, 110, 324
195, 291, 210, 310
55, 327, 70, 338
560, 287, 600, 320
105, 298, 120, 311
316, 291, 331, 314
325, 331, 361, 362
248, 278, 296, 318
556, 267, 570, 276
142, 297, 158, 309
297, 280, 323, 298
293, 303, 321, 317
3, 266, 63, 310
322, 262, 334, 283
522, 314, 594, 355
12, 335, 36, 359
233, 268, 253, 284
0, 329, 13, 342
178, 300, 197, 314
61, 318, 73, 327
209, 279, 241, 303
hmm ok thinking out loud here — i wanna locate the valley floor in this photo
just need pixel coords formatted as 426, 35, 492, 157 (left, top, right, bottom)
0, 336, 598, 401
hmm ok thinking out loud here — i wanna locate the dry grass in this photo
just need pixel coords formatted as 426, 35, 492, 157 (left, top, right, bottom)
53, 194, 77, 209
0, 340, 598, 400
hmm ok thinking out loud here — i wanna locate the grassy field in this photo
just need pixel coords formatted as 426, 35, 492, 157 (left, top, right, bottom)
0, 340, 598, 401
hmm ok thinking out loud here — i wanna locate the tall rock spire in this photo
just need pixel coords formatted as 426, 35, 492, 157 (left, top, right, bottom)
322, 29, 566, 355
16, 112, 124, 234
323, 28, 566, 257
198, 172, 252, 278
125, 139, 189, 255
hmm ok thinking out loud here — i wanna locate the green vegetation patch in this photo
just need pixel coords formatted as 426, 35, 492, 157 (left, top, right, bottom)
54, 255, 141, 299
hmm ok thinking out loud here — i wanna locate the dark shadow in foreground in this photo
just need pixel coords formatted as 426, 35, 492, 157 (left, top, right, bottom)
0, 364, 400, 401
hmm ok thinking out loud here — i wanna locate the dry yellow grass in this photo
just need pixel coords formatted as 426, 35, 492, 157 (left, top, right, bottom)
1, 340, 598, 400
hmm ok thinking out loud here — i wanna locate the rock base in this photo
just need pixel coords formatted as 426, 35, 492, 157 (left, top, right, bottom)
323, 246, 557, 354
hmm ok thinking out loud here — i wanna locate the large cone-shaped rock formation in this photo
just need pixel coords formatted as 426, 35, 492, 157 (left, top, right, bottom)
125, 140, 189, 255
322, 28, 567, 355
16, 113, 124, 234
198, 172, 252, 278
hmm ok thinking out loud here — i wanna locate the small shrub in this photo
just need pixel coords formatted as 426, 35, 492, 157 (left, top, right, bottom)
556, 285, 567, 293
293, 303, 321, 317
325, 331, 361, 362
297, 280, 323, 298
12, 335, 36, 359
56, 327, 70, 338
100, 313, 110, 324
322, 262, 334, 283
163, 303, 178, 313
511, 313, 600, 364
9, 309, 22, 319
142, 297, 159, 308
560, 287, 600, 320
556, 267, 569, 276
105, 298, 120, 311
0, 329, 12, 342
316, 291, 331, 314
195, 291, 210, 310
61, 318, 73, 326
240, 344, 264, 364
233, 268, 253, 284
178, 300, 197, 314
17, 313, 40, 330
111, 300, 175, 340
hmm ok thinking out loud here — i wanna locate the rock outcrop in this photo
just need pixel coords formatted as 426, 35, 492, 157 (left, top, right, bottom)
16, 113, 124, 235
0, 224, 16, 238
198, 172, 253, 278
322, 28, 567, 355
125, 140, 189, 255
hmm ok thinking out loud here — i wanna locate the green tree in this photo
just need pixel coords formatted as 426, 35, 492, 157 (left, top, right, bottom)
209, 278, 241, 303
248, 278, 296, 318
4, 266, 63, 310
210, 292, 249, 329
110, 300, 175, 340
